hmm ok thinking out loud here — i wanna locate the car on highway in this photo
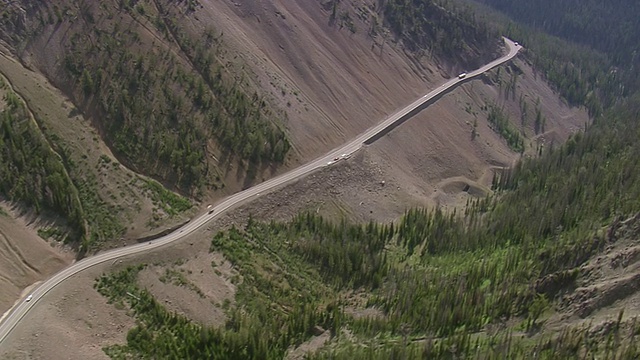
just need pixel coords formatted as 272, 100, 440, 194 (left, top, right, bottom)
458, 72, 467, 79
25, 294, 32, 302
334, 156, 340, 161
514, 42, 519, 46
207, 204, 214, 214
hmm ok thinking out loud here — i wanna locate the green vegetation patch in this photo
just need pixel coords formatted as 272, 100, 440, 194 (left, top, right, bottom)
0, 75, 128, 252
37, 227, 67, 242
380, 0, 499, 64
92, 107, 640, 358
469, 0, 636, 116
142, 179, 192, 216
75, 174, 126, 251
99, 203, 634, 359
158, 267, 204, 298
98, 213, 396, 359
0, 87, 86, 242
310, 313, 640, 359
485, 102, 524, 152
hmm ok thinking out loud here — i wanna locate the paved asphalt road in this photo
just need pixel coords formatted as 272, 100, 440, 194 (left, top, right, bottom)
0, 38, 520, 346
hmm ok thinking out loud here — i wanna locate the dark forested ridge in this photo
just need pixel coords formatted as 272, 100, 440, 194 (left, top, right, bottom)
376, 0, 501, 69
469, 0, 640, 115
475, 0, 640, 63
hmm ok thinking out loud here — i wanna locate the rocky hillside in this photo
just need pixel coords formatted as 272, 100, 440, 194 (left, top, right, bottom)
1, 0, 291, 195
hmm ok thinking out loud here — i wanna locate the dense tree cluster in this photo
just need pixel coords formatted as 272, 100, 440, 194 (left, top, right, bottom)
485, 102, 524, 152
311, 315, 640, 359
286, 213, 392, 289
0, 88, 85, 241
476, 0, 640, 65
468, 0, 640, 116
379, 0, 500, 67
95, 217, 359, 359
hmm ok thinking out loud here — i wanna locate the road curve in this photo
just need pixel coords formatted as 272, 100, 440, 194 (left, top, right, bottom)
0, 38, 520, 346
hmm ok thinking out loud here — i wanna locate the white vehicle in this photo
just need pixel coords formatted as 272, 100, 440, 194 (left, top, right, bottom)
514, 41, 519, 46
458, 72, 467, 79
341, 153, 350, 159
26, 294, 33, 302
207, 204, 214, 214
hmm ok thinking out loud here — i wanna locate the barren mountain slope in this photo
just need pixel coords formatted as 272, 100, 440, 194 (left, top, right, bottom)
1, 0, 292, 198
366, 57, 589, 209
175, 0, 586, 206
177, 0, 482, 162
0, 203, 73, 318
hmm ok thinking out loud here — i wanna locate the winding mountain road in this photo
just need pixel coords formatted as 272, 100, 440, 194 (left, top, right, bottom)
0, 37, 520, 346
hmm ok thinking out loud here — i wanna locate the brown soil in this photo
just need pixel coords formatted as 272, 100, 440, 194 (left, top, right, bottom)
543, 214, 640, 332
0, 202, 73, 318
0, 260, 135, 360
286, 330, 331, 360
190, 0, 445, 166
136, 251, 236, 327
363, 57, 588, 210
0, 223, 219, 359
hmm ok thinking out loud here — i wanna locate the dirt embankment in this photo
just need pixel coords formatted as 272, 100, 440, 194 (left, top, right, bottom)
0, 203, 73, 319
190, 0, 445, 164
544, 214, 640, 331
187, 0, 587, 206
